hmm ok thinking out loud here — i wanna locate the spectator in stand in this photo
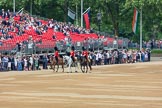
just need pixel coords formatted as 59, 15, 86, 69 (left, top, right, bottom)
0, 9, 5, 19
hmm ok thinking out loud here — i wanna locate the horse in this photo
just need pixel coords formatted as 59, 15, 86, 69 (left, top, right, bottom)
78, 56, 92, 73
49, 55, 64, 72
63, 55, 79, 73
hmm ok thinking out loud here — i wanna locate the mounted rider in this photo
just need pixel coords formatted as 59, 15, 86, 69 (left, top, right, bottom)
70, 46, 75, 62
54, 46, 59, 64
82, 47, 92, 70
82, 47, 89, 60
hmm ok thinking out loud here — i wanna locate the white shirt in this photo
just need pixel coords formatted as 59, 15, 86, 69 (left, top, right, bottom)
106, 52, 110, 59
14, 58, 17, 66
24, 59, 27, 67
29, 57, 33, 65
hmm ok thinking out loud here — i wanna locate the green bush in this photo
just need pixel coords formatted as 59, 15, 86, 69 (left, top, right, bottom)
151, 49, 162, 54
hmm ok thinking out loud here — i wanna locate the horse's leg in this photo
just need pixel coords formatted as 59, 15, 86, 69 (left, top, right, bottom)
83, 65, 85, 73
74, 62, 77, 73
86, 64, 88, 73
61, 61, 64, 72
50, 62, 52, 69
67, 63, 70, 73
53, 64, 55, 72
88, 61, 92, 70
56, 64, 59, 72
70, 63, 72, 73
80, 64, 83, 73
80, 65, 84, 73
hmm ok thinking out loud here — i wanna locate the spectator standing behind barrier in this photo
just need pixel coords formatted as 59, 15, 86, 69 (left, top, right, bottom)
29, 55, 34, 70
2, 55, 8, 71
103, 51, 107, 65
42, 54, 48, 69
147, 49, 151, 61
24, 57, 28, 71
8, 56, 11, 71
34, 55, 39, 70
17, 57, 22, 71
106, 51, 110, 65
96, 51, 102, 65
151, 40, 154, 49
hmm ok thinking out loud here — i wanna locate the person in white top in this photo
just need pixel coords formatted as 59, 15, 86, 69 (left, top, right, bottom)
96, 51, 102, 65
29, 56, 33, 70
24, 57, 28, 71
14, 56, 17, 70
106, 51, 110, 64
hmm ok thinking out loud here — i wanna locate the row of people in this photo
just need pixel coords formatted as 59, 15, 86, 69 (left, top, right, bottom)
53, 47, 151, 66
0, 46, 151, 71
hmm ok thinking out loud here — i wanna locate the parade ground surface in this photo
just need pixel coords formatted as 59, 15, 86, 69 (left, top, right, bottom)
0, 60, 162, 108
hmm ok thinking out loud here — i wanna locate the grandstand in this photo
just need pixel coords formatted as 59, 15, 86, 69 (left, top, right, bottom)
0, 9, 128, 55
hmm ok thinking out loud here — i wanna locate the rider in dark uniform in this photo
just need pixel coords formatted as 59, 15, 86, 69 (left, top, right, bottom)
54, 46, 59, 64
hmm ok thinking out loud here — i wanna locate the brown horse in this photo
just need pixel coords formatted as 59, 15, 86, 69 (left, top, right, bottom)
78, 56, 92, 73
49, 55, 64, 72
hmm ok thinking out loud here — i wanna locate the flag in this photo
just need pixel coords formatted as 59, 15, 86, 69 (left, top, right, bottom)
83, 8, 90, 29
17, 8, 24, 16
68, 8, 75, 24
132, 8, 139, 34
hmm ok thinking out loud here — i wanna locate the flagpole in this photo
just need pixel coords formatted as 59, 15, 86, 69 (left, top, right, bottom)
140, 7, 142, 51
82, 7, 90, 15
81, 0, 83, 27
76, 4, 78, 25
13, 0, 15, 13
17, 8, 24, 14
30, 0, 33, 15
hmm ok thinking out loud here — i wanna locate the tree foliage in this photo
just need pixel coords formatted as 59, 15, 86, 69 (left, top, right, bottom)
0, 0, 162, 42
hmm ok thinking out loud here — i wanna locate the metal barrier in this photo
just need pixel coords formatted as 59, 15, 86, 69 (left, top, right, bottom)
0, 36, 130, 55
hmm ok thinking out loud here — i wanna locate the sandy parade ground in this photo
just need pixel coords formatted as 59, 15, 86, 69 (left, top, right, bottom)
0, 61, 162, 108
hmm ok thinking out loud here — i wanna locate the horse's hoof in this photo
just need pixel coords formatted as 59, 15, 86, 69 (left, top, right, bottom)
75, 71, 78, 73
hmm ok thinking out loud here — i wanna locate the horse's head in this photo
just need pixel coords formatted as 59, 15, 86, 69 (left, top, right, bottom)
63, 55, 69, 62
49, 55, 53, 61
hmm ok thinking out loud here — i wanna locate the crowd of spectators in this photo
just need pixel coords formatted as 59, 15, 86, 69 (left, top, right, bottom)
0, 48, 151, 71
88, 48, 151, 66
0, 8, 97, 54
0, 8, 153, 72
128, 40, 162, 49
0, 8, 93, 41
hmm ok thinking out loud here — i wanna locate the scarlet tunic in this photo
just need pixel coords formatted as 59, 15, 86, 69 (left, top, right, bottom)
70, 51, 75, 57
54, 51, 59, 57
82, 51, 88, 57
